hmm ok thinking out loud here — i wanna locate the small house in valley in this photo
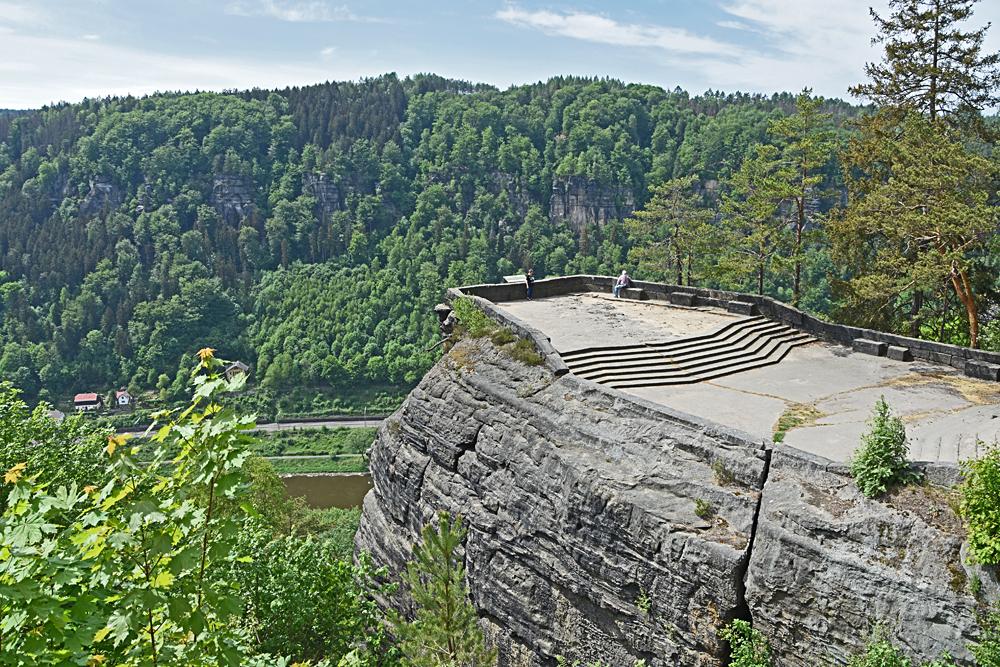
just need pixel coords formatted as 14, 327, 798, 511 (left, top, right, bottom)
114, 389, 134, 411
224, 360, 250, 381
73, 393, 101, 412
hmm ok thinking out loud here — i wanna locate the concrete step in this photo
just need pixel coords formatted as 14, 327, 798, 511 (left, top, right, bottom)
607, 337, 815, 389
580, 331, 813, 383
559, 317, 766, 364
574, 330, 810, 382
566, 321, 792, 373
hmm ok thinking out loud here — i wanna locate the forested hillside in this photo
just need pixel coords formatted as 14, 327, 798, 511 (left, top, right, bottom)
0, 73, 951, 407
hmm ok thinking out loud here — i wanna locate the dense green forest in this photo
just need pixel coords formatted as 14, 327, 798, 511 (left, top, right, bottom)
0, 70, 995, 408
0, 75, 862, 406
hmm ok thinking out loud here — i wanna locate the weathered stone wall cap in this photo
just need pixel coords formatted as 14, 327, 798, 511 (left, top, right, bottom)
853, 338, 889, 356
669, 292, 696, 306
727, 300, 757, 316
620, 287, 648, 300
965, 359, 1000, 382
566, 373, 768, 451
887, 345, 913, 362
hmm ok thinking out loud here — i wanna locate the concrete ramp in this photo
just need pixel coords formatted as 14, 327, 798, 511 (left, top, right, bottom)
560, 315, 816, 388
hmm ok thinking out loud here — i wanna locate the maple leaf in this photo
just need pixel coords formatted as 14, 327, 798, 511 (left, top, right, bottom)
106, 433, 130, 456
3, 461, 26, 484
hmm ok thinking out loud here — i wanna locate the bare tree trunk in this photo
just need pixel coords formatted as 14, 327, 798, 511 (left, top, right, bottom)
758, 264, 764, 295
910, 290, 923, 338
675, 243, 683, 285
951, 269, 979, 348
794, 195, 805, 307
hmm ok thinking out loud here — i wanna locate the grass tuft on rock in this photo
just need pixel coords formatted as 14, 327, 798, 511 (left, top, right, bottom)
772, 402, 824, 443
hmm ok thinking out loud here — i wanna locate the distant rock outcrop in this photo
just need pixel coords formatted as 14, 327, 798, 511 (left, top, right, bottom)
79, 179, 123, 218
302, 172, 341, 221
211, 174, 255, 225
549, 176, 635, 231
357, 328, 987, 665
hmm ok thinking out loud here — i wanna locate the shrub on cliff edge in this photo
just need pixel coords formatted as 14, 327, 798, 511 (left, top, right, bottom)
452, 297, 497, 338
850, 397, 913, 498
959, 445, 1000, 565
720, 619, 772, 667
847, 625, 955, 666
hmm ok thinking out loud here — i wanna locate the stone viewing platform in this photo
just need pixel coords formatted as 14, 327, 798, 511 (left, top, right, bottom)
359, 274, 997, 666
459, 276, 1000, 464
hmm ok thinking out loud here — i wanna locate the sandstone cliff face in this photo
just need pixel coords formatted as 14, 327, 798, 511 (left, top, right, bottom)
357, 335, 986, 665
747, 449, 982, 665
549, 176, 635, 232
357, 337, 768, 666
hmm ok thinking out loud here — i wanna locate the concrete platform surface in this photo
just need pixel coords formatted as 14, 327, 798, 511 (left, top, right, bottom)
494, 294, 1000, 463
500, 292, 745, 352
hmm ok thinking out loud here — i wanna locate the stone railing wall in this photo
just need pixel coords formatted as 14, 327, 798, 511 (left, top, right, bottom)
456, 275, 1000, 378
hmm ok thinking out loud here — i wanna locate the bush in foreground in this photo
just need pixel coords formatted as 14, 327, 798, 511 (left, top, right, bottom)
720, 619, 772, 667
850, 397, 913, 498
847, 625, 955, 667
959, 445, 1000, 565
0, 350, 389, 666
393, 512, 495, 666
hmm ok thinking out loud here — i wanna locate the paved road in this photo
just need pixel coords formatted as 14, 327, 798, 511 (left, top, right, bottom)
119, 416, 384, 435
254, 419, 382, 432
263, 454, 365, 460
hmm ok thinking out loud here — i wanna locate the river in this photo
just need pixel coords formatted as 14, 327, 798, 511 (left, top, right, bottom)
281, 472, 373, 508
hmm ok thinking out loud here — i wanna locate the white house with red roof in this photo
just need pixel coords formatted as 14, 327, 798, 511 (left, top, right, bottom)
73, 392, 101, 412
115, 388, 134, 410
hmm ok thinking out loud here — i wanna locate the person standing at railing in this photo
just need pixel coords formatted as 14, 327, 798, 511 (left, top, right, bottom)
525, 268, 535, 300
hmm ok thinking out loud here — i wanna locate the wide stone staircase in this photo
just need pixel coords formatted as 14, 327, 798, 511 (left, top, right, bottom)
559, 316, 816, 389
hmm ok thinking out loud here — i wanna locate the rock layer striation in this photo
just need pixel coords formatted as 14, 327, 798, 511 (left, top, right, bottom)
357, 335, 986, 665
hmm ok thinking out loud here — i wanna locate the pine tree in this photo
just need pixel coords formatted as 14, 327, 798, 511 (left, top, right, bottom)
849, 0, 1000, 133
625, 175, 714, 285
768, 89, 836, 307
830, 113, 997, 347
719, 145, 794, 296
395, 512, 495, 667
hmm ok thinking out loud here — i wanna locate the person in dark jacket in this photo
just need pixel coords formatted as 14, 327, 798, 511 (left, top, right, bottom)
525, 268, 535, 300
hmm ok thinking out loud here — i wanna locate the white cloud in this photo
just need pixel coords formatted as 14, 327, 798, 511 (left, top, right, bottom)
82, 33, 100, 41
716, 20, 753, 31
493, 2, 891, 99
224, 0, 371, 23
495, 6, 739, 57
0, 32, 365, 108
0, 1, 46, 26
320, 45, 336, 58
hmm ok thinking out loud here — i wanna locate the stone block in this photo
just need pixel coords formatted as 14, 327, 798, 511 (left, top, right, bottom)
727, 300, 756, 316
669, 291, 696, 306
852, 338, 888, 356
620, 287, 648, 300
965, 359, 1000, 382
886, 345, 913, 362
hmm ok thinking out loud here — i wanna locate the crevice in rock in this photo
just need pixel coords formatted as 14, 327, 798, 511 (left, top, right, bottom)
730, 446, 772, 628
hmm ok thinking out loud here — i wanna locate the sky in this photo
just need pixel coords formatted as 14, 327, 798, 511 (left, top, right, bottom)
2, 0, 999, 109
